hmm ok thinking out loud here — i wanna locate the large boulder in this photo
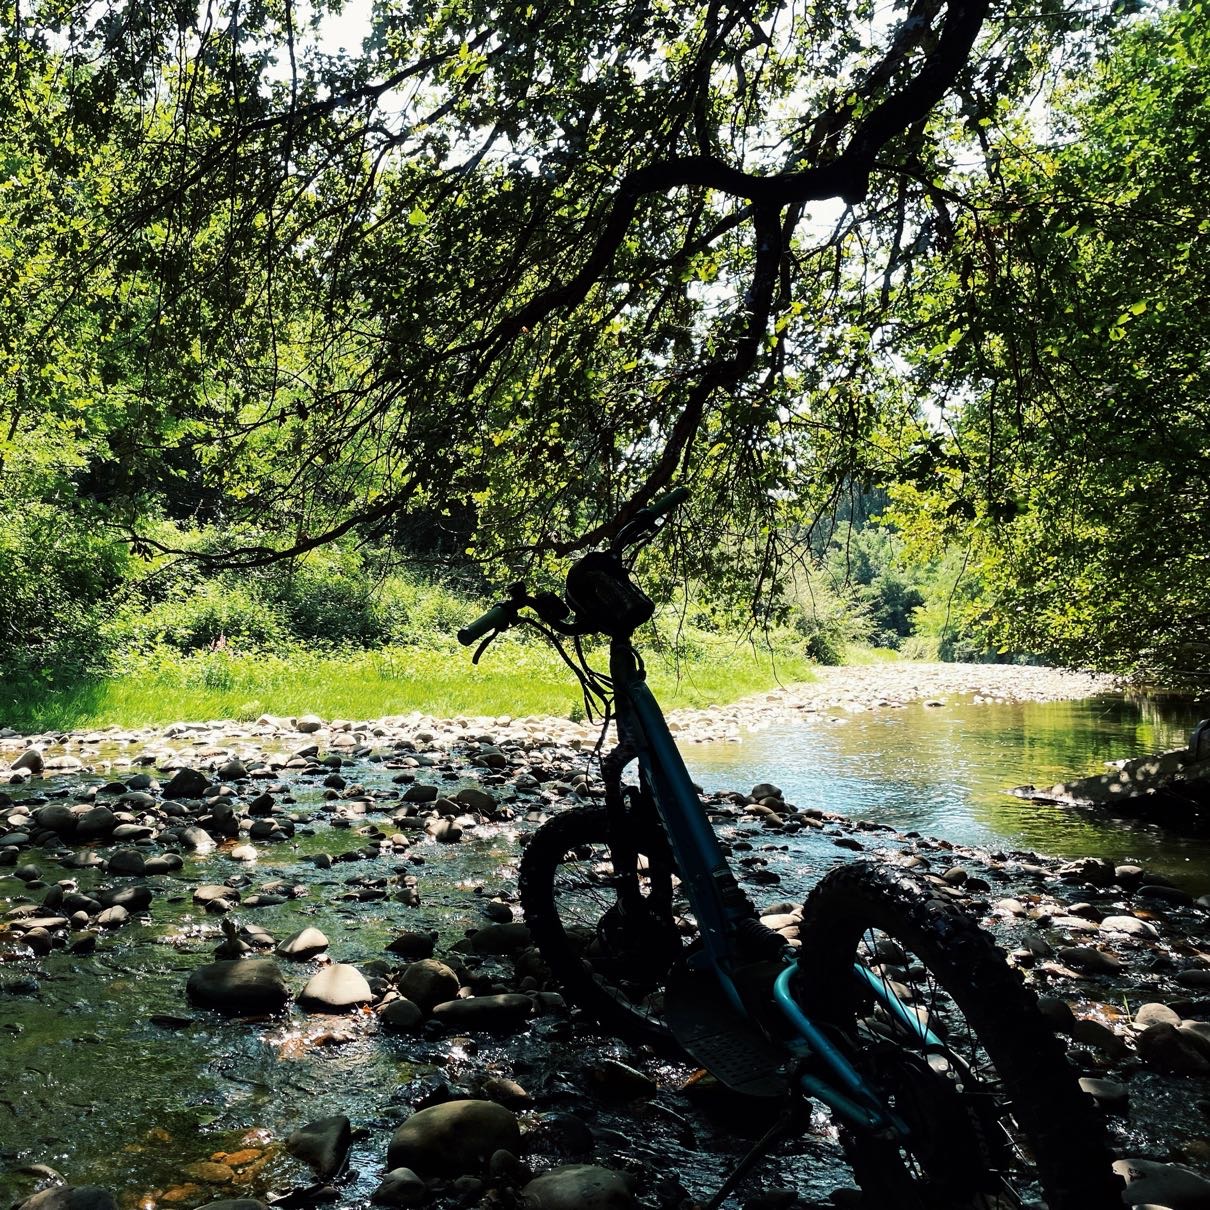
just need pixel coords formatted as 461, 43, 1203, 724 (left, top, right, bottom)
285, 1115, 352, 1180
387, 1100, 520, 1176
297, 964, 372, 1013
16, 1188, 118, 1210
521, 1165, 635, 1210
396, 960, 460, 1013
186, 960, 290, 1015
163, 767, 211, 799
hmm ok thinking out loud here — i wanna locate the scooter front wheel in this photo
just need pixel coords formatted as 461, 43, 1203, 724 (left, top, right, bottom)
795, 860, 1123, 1209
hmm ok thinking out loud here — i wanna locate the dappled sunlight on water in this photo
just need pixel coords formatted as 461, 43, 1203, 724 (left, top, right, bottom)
689, 692, 1210, 888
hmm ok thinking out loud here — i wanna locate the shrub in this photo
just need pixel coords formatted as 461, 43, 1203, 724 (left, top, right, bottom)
106, 579, 288, 653
0, 506, 131, 678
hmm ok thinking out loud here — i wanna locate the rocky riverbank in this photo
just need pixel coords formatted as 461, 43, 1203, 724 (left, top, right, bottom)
3, 665, 1210, 1210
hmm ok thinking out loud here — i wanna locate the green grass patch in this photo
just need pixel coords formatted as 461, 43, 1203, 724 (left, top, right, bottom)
0, 636, 816, 734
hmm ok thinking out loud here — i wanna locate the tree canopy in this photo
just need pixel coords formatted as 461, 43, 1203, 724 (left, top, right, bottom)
883, 0, 1210, 682
5, 0, 1208, 683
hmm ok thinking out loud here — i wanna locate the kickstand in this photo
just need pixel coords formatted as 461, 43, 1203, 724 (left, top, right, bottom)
702, 1100, 799, 1210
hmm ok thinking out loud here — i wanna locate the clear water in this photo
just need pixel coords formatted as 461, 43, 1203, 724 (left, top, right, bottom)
686, 691, 1210, 891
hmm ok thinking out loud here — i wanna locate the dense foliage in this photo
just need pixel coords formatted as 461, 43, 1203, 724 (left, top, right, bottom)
883, 0, 1210, 683
1, 0, 1206, 684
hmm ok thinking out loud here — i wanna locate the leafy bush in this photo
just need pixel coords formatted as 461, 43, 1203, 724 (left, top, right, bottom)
258, 548, 383, 646
0, 506, 131, 678
786, 565, 873, 665
106, 579, 289, 653
374, 571, 482, 646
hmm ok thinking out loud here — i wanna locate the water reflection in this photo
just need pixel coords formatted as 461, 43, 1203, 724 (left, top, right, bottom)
687, 693, 1210, 890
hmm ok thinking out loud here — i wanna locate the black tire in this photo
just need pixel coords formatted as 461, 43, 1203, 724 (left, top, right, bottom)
795, 861, 1122, 1210
518, 805, 691, 1046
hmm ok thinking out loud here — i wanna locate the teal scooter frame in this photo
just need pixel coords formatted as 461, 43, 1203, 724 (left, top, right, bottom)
459, 486, 1123, 1209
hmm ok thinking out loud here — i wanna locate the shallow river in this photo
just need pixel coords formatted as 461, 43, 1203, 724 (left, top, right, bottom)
4, 684, 1210, 1209
688, 690, 1210, 891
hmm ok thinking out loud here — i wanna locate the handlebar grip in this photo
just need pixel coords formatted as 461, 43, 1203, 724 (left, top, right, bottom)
457, 604, 513, 646
647, 485, 690, 520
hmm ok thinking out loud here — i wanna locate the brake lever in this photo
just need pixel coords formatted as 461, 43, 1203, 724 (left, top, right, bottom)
471, 631, 498, 665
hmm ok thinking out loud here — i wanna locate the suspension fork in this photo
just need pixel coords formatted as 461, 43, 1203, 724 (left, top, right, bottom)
600, 738, 647, 916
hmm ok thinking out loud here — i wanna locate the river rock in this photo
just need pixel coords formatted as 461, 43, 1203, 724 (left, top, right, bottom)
194, 885, 240, 907
1134, 1023, 1210, 1076
163, 767, 210, 799
427, 819, 462, 843
217, 759, 249, 781
285, 1114, 352, 1179
430, 994, 533, 1031
1057, 947, 1123, 975
750, 783, 782, 800
403, 784, 439, 803
278, 927, 330, 960
1099, 915, 1159, 938
587, 1059, 657, 1100
371, 1168, 428, 1206
1071, 1017, 1129, 1059
455, 786, 495, 812
95, 905, 130, 929
11, 749, 45, 774
297, 963, 372, 1012
1035, 996, 1077, 1034
1136, 1002, 1182, 1028
98, 885, 153, 912
1078, 1077, 1130, 1114
379, 998, 425, 1031
16, 1187, 118, 1210
386, 931, 437, 960
1113, 1157, 1210, 1208
296, 715, 324, 733
191, 1203, 269, 1210
106, 849, 146, 877
74, 807, 116, 840
186, 959, 290, 1015
468, 923, 532, 954
387, 1100, 521, 1176
179, 825, 216, 852
396, 960, 460, 1012
521, 1164, 635, 1210
33, 804, 76, 835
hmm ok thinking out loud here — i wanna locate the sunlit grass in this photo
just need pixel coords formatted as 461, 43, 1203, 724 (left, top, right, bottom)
0, 637, 816, 734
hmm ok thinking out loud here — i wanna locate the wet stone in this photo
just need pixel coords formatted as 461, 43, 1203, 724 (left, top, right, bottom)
186, 959, 290, 1016
277, 927, 329, 960
285, 1114, 352, 1180
15, 1187, 119, 1210
397, 960, 460, 1012
386, 1099, 521, 1177
297, 963, 373, 1013
163, 768, 211, 799
379, 998, 425, 1032
521, 1164, 636, 1210
1113, 1157, 1210, 1209
429, 994, 532, 1031
371, 1168, 427, 1207
386, 931, 437, 960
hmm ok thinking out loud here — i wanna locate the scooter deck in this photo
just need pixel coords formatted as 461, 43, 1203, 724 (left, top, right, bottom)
663, 965, 790, 1099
